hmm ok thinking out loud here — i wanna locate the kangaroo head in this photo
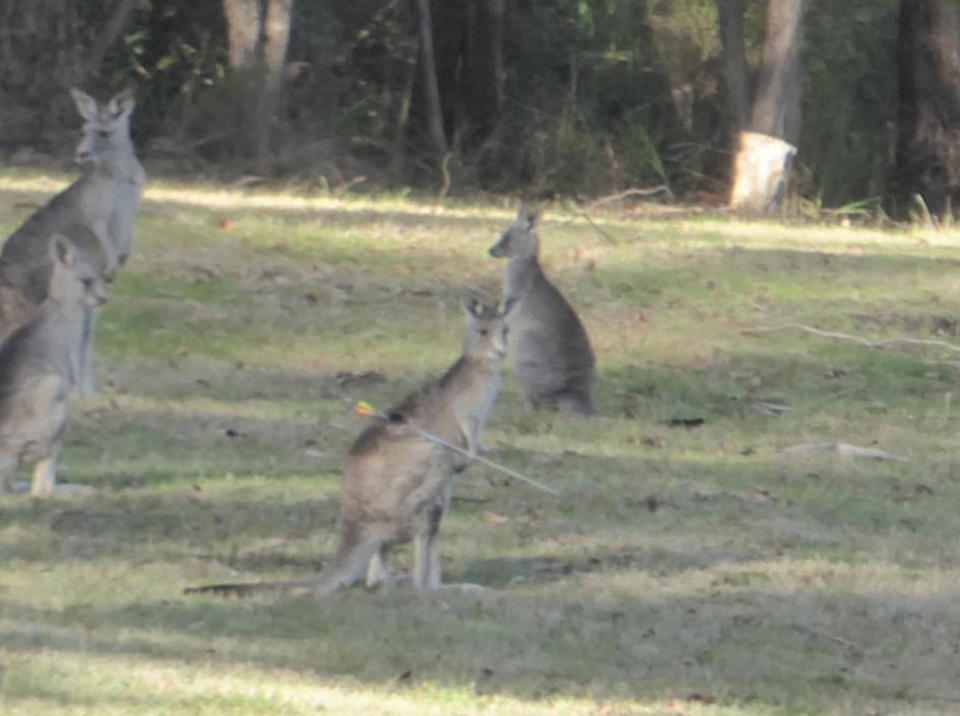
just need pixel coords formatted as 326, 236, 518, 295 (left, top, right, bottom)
70, 88, 136, 168
48, 236, 108, 310
489, 207, 539, 259
461, 292, 512, 360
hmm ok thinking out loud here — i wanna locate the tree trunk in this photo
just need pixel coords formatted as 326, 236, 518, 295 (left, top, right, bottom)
83, 0, 138, 80
749, 0, 806, 143
715, 0, 750, 132
220, 0, 294, 165
223, 0, 261, 71
461, 0, 505, 142
729, 0, 807, 212
257, 0, 294, 159
891, 0, 960, 219
416, 0, 448, 157
428, 0, 504, 152
0, 0, 83, 147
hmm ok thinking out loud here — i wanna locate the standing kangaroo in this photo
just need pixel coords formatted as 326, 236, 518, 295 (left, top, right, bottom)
185, 295, 513, 597
0, 236, 107, 497
0, 88, 146, 393
489, 207, 596, 415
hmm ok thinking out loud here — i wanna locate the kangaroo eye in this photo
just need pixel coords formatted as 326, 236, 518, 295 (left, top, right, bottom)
82, 278, 94, 288
478, 329, 488, 336
97, 130, 110, 139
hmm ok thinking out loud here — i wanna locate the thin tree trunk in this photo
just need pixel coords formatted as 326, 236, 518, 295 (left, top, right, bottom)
715, 0, 750, 132
223, 0, 261, 70
257, 0, 294, 160
0, 0, 82, 145
891, 0, 960, 219
391, 57, 417, 182
462, 0, 505, 141
729, 0, 807, 212
263, 0, 293, 91
83, 0, 138, 80
749, 0, 806, 144
416, 0, 447, 157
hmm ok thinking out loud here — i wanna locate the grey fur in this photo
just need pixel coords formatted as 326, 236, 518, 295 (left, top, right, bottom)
185, 295, 512, 597
0, 88, 145, 394
489, 207, 596, 415
0, 236, 107, 497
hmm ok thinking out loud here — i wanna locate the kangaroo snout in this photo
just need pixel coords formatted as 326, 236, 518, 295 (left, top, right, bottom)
489, 242, 505, 257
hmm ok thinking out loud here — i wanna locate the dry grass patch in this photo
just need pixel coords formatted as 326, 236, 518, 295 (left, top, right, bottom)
2, 170, 960, 713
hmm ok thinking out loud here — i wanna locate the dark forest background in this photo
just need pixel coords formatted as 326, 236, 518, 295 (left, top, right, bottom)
0, 0, 957, 218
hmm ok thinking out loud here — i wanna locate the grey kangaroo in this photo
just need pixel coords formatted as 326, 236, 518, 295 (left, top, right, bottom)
185, 294, 513, 597
0, 88, 145, 301
0, 88, 145, 393
489, 207, 596, 415
0, 236, 107, 497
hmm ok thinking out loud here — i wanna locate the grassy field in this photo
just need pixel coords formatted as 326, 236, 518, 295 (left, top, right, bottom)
2, 168, 960, 714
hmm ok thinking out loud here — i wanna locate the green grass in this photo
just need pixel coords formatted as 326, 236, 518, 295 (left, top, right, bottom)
2, 171, 960, 713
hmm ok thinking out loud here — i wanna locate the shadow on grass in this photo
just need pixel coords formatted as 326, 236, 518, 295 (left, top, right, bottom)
2, 576, 958, 709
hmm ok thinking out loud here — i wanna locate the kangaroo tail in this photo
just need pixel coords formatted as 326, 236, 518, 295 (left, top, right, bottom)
183, 538, 381, 598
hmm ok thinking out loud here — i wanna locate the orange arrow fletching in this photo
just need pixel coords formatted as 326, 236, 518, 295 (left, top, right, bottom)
354, 401, 377, 416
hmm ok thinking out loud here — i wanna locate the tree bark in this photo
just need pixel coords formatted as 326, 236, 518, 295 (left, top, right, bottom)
715, 0, 750, 132
461, 0, 505, 142
749, 0, 806, 144
83, 0, 138, 80
728, 0, 807, 212
0, 0, 83, 146
223, 0, 261, 71
428, 0, 504, 153
891, 0, 960, 219
257, 0, 294, 159
262, 0, 293, 90
416, 0, 448, 157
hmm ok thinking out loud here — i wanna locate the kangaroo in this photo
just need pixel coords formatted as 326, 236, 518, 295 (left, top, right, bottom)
185, 294, 513, 598
0, 88, 145, 394
0, 236, 107, 497
72, 87, 146, 267
489, 207, 596, 415
0, 284, 38, 347
0, 88, 145, 301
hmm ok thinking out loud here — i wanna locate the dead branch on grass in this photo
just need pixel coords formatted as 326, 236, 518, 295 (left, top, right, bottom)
578, 212, 619, 244
743, 323, 960, 354
792, 624, 864, 654
581, 185, 674, 211
561, 186, 675, 245
785, 442, 906, 461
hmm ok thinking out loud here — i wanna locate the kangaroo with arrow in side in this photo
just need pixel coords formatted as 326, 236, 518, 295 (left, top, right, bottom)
185, 294, 514, 597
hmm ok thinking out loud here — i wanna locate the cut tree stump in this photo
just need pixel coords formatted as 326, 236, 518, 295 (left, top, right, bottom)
729, 130, 796, 213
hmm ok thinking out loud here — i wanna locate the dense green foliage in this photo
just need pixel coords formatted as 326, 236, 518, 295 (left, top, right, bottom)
0, 1, 901, 204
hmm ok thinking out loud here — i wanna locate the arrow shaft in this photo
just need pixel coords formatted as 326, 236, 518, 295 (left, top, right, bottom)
407, 425, 560, 496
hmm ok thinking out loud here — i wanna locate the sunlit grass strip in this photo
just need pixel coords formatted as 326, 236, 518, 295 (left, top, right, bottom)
0, 648, 738, 715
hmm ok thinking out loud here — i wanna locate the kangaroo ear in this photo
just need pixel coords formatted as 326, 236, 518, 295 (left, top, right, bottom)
460, 291, 485, 318
499, 296, 518, 318
107, 88, 136, 120
49, 235, 74, 266
517, 206, 539, 230
70, 88, 98, 121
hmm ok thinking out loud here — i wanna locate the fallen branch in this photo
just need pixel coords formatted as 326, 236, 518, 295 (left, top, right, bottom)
785, 442, 906, 461
581, 185, 674, 211
575, 212, 619, 244
561, 186, 675, 244
743, 323, 960, 354
792, 624, 864, 654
